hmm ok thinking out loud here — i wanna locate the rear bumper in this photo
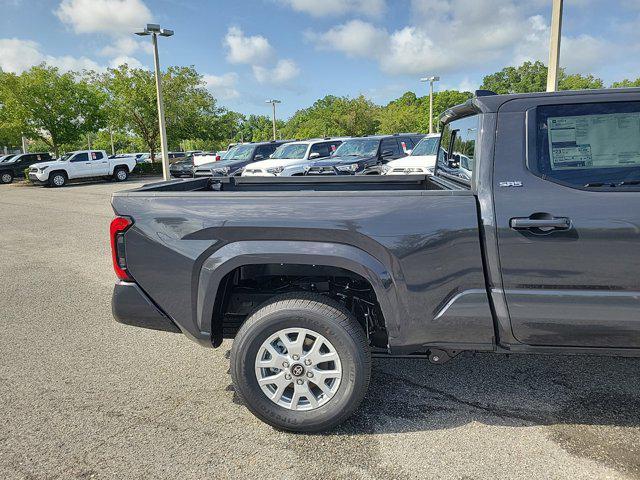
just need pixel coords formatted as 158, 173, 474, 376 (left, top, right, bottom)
112, 281, 182, 333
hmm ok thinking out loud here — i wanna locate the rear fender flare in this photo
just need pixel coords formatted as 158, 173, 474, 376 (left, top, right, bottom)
196, 241, 400, 342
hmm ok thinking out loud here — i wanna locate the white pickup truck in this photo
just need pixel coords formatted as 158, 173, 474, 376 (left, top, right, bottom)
28, 150, 137, 187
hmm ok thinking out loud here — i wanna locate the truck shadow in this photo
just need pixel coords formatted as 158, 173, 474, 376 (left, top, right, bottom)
339, 353, 640, 434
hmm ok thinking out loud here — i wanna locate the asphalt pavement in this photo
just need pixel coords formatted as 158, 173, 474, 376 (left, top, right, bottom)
1, 178, 639, 479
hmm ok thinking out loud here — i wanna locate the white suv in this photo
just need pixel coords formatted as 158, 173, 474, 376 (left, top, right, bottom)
382, 134, 440, 175
242, 138, 347, 177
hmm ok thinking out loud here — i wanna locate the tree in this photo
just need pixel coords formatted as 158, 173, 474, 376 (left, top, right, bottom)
378, 90, 473, 134
481, 61, 603, 94
282, 95, 380, 139
611, 78, 640, 88
104, 64, 226, 160
1, 65, 106, 156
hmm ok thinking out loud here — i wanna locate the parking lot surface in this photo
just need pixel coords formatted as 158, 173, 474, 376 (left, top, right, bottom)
1, 179, 639, 479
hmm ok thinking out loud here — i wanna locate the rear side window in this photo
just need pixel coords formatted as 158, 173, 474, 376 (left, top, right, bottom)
255, 145, 276, 158
438, 114, 479, 183
91, 151, 104, 160
310, 142, 331, 158
532, 102, 640, 189
381, 139, 402, 156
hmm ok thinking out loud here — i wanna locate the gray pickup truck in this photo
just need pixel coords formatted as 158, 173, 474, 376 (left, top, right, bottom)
111, 88, 640, 432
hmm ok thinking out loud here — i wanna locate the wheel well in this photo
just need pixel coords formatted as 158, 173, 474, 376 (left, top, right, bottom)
212, 264, 388, 349
114, 164, 129, 172
49, 169, 67, 178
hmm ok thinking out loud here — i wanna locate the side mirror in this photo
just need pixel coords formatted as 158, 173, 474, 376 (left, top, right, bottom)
254, 154, 264, 161
309, 152, 320, 160
406, 149, 413, 155
448, 153, 460, 169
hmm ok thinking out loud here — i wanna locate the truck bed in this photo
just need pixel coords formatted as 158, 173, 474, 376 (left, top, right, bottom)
112, 173, 492, 354
123, 174, 466, 194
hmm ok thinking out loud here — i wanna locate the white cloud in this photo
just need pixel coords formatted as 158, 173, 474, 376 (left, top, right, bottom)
109, 55, 143, 69
224, 26, 274, 65
99, 37, 151, 57
308, 0, 620, 77
203, 72, 240, 99
55, 0, 153, 35
278, 0, 385, 17
0, 38, 103, 73
252, 59, 300, 85
307, 20, 387, 57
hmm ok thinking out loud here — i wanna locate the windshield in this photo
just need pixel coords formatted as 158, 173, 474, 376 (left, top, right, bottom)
333, 139, 379, 157
222, 146, 238, 159
0, 155, 15, 163
411, 137, 439, 156
271, 144, 308, 160
227, 145, 255, 160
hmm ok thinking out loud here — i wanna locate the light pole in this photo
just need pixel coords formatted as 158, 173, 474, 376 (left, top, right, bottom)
136, 23, 174, 181
420, 76, 440, 134
546, 0, 563, 92
265, 99, 281, 141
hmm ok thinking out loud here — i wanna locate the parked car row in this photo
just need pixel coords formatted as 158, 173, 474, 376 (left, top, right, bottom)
0, 148, 207, 187
184, 133, 443, 180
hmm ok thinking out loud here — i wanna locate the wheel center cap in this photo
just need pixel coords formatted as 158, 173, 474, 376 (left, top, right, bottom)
290, 363, 305, 377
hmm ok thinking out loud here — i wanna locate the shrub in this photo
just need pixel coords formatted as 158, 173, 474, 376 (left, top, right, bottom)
133, 162, 164, 176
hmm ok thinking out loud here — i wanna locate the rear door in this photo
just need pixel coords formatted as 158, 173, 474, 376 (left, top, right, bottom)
91, 151, 110, 175
494, 94, 640, 348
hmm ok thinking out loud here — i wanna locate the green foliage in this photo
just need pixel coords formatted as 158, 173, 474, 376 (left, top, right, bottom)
378, 90, 473, 134
102, 65, 226, 160
481, 61, 604, 94
0, 65, 106, 155
133, 162, 164, 175
611, 78, 640, 88
281, 95, 380, 139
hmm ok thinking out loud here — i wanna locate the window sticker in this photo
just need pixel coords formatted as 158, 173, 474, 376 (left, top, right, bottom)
548, 113, 640, 170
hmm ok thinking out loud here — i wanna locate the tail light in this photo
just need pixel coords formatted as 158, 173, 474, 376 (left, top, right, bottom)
110, 216, 133, 281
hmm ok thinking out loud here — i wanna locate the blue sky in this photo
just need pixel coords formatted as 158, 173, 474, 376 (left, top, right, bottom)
1, 0, 639, 118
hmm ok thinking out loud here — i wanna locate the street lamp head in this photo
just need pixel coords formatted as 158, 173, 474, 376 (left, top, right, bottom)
265, 99, 281, 104
160, 28, 174, 37
146, 23, 161, 33
420, 76, 440, 83
135, 29, 150, 36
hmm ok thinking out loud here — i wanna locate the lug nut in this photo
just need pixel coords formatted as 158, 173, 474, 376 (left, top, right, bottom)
306, 372, 313, 378
282, 361, 289, 368
304, 359, 311, 366
296, 379, 304, 385
292, 355, 299, 361
285, 374, 292, 380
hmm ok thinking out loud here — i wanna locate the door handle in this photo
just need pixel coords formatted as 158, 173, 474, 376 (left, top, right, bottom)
510, 214, 571, 231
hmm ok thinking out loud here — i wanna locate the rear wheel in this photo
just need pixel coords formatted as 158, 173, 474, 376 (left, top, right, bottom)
113, 167, 128, 182
230, 293, 371, 432
49, 171, 66, 187
1, 171, 13, 184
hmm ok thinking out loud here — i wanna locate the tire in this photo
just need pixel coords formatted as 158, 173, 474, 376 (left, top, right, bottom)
48, 171, 66, 187
113, 167, 128, 182
230, 292, 371, 433
0, 171, 14, 184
